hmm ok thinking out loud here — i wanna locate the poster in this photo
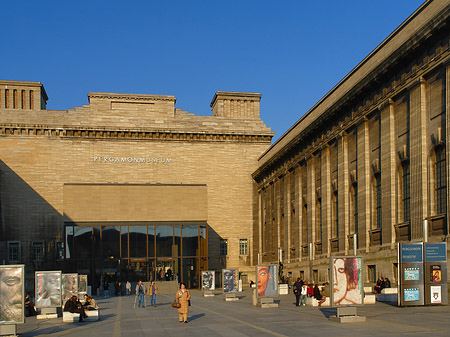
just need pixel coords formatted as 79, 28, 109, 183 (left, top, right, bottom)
404, 288, 420, 301
222, 269, 238, 293
256, 265, 278, 297
78, 275, 88, 298
330, 256, 363, 306
404, 267, 420, 281
202, 271, 215, 290
35, 271, 62, 308
431, 265, 441, 283
0, 265, 25, 324
430, 286, 441, 304
62, 273, 78, 303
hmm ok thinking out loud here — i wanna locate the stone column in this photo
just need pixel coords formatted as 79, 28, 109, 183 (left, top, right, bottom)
409, 78, 428, 239
358, 118, 371, 252
307, 155, 316, 259
295, 165, 303, 262
285, 171, 292, 262
338, 132, 349, 253
321, 146, 332, 257
380, 99, 397, 247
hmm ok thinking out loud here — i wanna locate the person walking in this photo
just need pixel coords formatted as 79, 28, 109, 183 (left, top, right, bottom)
136, 280, 146, 308
175, 282, 191, 323
293, 277, 303, 307
300, 282, 308, 306
103, 280, 109, 298
126, 281, 131, 296
148, 280, 158, 307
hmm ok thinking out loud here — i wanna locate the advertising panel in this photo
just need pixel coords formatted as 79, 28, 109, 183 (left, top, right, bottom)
222, 269, 238, 293
35, 271, 62, 308
78, 275, 88, 298
424, 242, 447, 305
399, 243, 424, 306
256, 265, 278, 297
62, 273, 78, 303
329, 256, 363, 306
0, 265, 25, 324
202, 271, 215, 290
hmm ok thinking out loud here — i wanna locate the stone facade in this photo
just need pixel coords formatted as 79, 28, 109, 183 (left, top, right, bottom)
252, 0, 450, 286
0, 85, 274, 286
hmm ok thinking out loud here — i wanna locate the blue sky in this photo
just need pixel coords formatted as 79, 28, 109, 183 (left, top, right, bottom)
2, 0, 425, 142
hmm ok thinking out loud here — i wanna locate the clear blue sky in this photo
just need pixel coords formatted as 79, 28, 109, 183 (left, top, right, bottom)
2, 0, 425, 142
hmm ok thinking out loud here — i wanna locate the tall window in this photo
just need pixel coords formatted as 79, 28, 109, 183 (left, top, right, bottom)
8, 242, 20, 262
354, 184, 358, 236
316, 199, 322, 242
375, 173, 382, 229
402, 162, 411, 222
239, 239, 248, 255
436, 147, 447, 215
220, 239, 228, 256
32, 242, 44, 261
333, 191, 338, 237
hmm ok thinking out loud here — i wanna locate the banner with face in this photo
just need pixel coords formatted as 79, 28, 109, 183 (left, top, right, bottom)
0, 265, 25, 324
222, 269, 238, 293
35, 271, 62, 308
202, 271, 215, 290
256, 265, 277, 297
330, 257, 363, 306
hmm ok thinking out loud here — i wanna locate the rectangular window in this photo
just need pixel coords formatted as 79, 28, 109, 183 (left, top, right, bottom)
220, 239, 228, 256
376, 173, 382, 229
402, 163, 411, 222
239, 239, 248, 255
8, 241, 20, 262
368, 265, 376, 283
436, 147, 447, 215
32, 242, 44, 261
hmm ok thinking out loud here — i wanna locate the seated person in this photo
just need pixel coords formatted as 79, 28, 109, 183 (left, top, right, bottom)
307, 284, 314, 297
313, 284, 326, 306
374, 277, 384, 294
64, 295, 88, 322
25, 292, 36, 317
83, 294, 98, 310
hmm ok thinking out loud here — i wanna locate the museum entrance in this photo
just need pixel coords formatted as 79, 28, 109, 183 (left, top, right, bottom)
65, 223, 208, 289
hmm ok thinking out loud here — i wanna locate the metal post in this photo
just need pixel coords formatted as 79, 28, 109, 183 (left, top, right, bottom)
353, 234, 357, 256
309, 243, 313, 282
257, 253, 261, 265
423, 219, 428, 243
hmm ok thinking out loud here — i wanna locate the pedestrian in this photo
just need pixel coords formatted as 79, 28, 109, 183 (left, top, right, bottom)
148, 280, 158, 307
135, 280, 146, 308
313, 284, 326, 306
293, 277, 303, 306
300, 282, 308, 306
103, 280, 109, 298
126, 281, 131, 296
175, 282, 191, 323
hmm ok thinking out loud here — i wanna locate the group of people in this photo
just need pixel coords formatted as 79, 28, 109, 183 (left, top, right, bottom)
374, 277, 391, 294
293, 278, 329, 307
62, 294, 98, 322
135, 280, 158, 308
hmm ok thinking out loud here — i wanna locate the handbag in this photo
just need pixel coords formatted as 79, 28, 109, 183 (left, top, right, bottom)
188, 299, 191, 306
172, 300, 181, 308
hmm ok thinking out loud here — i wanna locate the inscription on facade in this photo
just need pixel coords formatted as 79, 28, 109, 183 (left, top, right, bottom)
93, 156, 172, 164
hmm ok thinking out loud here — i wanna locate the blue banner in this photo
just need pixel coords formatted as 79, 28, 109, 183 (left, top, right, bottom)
425, 243, 447, 262
401, 244, 423, 262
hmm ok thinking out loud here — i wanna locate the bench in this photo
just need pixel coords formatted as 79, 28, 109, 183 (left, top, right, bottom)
63, 310, 100, 322
306, 296, 330, 306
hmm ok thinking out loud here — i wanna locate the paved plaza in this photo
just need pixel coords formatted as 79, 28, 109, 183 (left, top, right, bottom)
17, 289, 450, 337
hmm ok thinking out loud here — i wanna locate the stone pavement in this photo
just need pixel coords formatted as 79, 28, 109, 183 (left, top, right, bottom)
16, 289, 450, 336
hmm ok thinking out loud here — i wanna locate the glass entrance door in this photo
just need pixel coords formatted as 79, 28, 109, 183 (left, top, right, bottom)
155, 259, 176, 281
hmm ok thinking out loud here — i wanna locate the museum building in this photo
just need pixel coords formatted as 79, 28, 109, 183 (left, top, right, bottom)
252, 0, 450, 285
0, 84, 274, 289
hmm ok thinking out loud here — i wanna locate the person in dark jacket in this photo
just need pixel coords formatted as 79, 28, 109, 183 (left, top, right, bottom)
64, 295, 88, 322
293, 278, 303, 306
313, 284, 326, 306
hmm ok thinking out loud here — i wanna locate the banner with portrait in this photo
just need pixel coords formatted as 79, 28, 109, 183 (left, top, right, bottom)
256, 265, 278, 297
78, 275, 88, 298
62, 273, 78, 303
0, 265, 25, 324
222, 269, 238, 293
35, 271, 62, 308
202, 271, 215, 290
330, 256, 363, 306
